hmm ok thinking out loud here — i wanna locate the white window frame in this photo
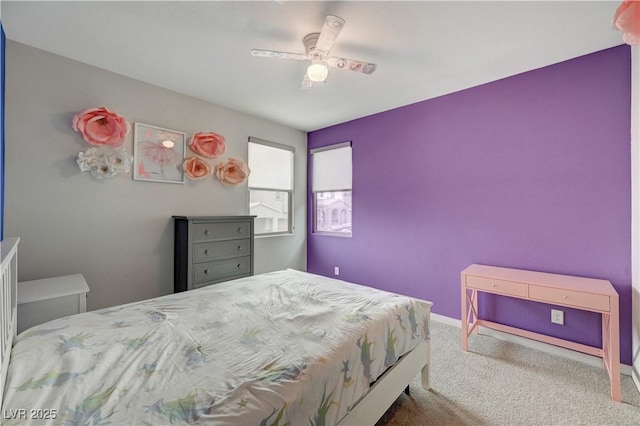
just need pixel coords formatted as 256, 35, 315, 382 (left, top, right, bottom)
311, 141, 352, 237
248, 137, 295, 236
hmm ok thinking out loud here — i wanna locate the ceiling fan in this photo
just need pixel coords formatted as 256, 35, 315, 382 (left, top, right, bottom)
251, 15, 377, 89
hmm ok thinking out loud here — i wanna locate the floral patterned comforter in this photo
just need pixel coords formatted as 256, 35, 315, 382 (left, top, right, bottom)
2, 269, 431, 425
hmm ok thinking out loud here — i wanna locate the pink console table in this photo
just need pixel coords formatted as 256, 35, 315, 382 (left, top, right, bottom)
461, 264, 620, 401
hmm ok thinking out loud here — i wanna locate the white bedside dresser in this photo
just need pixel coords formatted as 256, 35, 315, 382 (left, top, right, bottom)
17, 274, 90, 333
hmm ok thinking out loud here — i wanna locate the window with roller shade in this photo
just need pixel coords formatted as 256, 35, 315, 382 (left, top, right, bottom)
248, 137, 294, 236
311, 142, 352, 237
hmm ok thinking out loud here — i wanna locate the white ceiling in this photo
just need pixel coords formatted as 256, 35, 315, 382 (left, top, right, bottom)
1, 1, 625, 132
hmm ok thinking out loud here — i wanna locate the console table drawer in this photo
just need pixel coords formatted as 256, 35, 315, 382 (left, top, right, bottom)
466, 275, 527, 297
529, 286, 609, 311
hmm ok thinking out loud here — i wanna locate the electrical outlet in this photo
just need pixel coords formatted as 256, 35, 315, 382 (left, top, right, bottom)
551, 309, 564, 325
334, 266, 340, 276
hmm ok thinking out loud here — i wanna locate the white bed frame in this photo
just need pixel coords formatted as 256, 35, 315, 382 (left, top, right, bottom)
339, 325, 431, 425
0, 237, 430, 424
0, 237, 19, 410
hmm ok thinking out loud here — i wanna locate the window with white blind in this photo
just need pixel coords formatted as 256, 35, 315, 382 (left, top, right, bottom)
248, 137, 295, 236
311, 142, 352, 237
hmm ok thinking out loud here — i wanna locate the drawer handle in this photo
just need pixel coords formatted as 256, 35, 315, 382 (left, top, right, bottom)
237, 264, 241, 268
204, 269, 209, 274
491, 283, 497, 287
237, 227, 242, 233
237, 245, 242, 251
564, 295, 569, 300
204, 230, 210, 235
204, 250, 209, 255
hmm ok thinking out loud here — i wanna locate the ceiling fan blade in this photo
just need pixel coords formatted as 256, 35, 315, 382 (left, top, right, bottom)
325, 57, 377, 75
251, 49, 308, 61
315, 15, 345, 53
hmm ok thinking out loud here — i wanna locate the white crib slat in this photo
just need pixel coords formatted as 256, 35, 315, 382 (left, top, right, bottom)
1, 270, 6, 363
0, 238, 20, 411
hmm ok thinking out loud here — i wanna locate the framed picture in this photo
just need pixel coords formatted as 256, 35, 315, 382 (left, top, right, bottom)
133, 122, 186, 183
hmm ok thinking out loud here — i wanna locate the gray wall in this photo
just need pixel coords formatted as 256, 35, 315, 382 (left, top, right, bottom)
4, 41, 307, 310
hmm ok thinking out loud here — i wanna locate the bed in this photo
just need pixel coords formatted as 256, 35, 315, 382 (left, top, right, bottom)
0, 238, 431, 425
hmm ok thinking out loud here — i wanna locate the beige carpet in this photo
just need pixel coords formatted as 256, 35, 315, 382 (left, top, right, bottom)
377, 320, 640, 426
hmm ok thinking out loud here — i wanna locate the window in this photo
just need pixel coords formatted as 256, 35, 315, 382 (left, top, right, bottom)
248, 137, 294, 236
311, 142, 352, 236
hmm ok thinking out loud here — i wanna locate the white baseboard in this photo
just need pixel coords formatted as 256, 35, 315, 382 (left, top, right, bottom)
431, 312, 462, 328
430, 313, 633, 376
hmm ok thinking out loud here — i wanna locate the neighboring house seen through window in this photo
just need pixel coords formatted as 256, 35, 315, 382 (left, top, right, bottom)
311, 142, 352, 237
248, 137, 294, 236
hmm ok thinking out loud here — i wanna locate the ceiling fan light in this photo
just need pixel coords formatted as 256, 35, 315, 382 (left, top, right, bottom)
307, 62, 328, 82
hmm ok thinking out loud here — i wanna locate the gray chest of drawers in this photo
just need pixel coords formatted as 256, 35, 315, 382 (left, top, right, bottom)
173, 216, 255, 292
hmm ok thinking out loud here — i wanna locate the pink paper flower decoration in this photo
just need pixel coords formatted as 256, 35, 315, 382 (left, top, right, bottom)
614, 0, 640, 45
215, 158, 251, 186
77, 146, 132, 178
72, 107, 130, 147
183, 156, 213, 180
189, 132, 226, 158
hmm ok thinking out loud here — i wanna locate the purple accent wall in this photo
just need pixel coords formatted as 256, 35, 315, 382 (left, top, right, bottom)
308, 46, 633, 364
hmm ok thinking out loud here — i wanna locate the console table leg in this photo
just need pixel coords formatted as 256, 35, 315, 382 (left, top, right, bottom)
461, 283, 468, 351
608, 299, 621, 402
